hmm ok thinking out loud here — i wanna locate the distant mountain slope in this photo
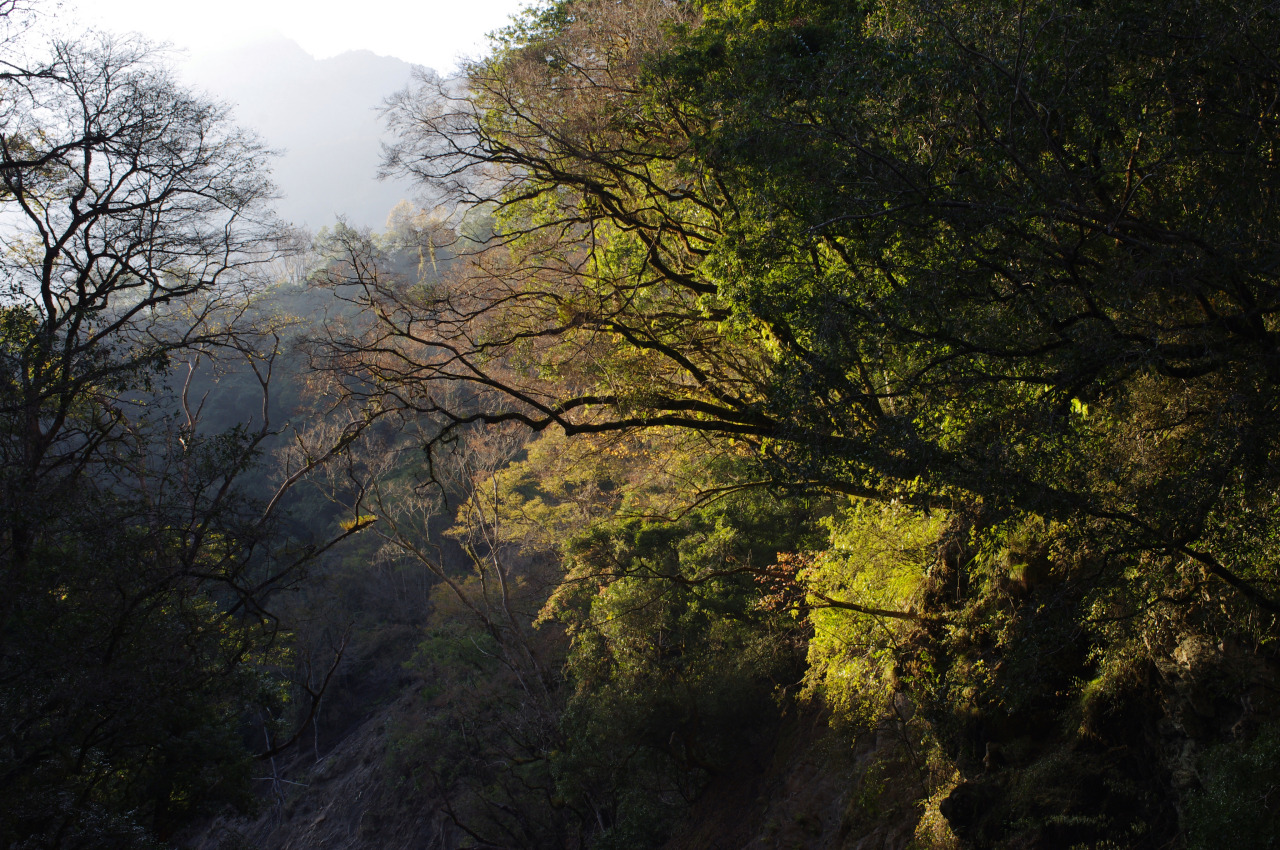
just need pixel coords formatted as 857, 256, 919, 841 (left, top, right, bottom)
185, 36, 426, 231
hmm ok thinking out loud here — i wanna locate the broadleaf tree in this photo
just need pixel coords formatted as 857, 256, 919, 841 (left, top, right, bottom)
307, 0, 1280, 844
356, 0, 1280, 609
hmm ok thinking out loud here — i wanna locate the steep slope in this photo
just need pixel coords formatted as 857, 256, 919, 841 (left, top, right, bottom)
187, 690, 437, 850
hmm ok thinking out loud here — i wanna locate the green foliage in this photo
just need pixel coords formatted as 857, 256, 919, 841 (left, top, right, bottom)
0, 481, 291, 846
383, 576, 574, 850
665, 0, 1280, 527
1186, 723, 1280, 850
801, 501, 943, 727
349, 0, 1280, 844
340, 0, 1280, 843
544, 484, 826, 846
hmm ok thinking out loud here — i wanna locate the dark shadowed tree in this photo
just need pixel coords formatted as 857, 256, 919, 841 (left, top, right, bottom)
0, 34, 350, 848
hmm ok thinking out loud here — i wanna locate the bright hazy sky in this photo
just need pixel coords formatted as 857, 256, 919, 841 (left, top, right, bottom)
66, 0, 535, 70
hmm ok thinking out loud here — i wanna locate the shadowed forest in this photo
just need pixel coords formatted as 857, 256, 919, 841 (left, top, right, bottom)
4, 0, 1280, 848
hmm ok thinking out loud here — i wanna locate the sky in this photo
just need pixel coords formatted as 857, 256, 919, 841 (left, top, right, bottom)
64, 0, 535, 71
27, 0, 538, 229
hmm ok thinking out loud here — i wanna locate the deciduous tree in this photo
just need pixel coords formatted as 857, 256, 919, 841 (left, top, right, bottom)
0, 33, 344, 847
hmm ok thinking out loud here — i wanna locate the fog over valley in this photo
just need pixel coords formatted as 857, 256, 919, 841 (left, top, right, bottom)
184, 35, 423, 230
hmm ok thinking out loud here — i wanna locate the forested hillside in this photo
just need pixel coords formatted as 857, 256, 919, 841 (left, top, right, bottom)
4, 0, 1280, 848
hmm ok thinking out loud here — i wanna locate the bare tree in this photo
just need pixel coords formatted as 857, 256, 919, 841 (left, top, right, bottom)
1, 34, 281, 484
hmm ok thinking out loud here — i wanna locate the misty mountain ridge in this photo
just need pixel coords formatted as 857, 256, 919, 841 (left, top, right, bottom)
184, 34, 427, 231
